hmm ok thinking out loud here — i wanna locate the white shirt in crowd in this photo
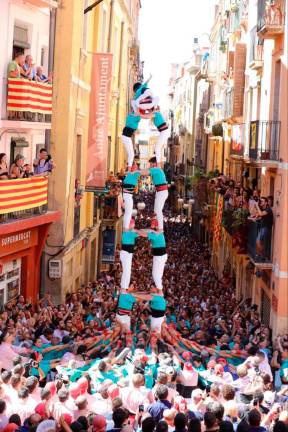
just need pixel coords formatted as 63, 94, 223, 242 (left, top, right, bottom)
121, 386, 152, 414
0, 343, 27, 371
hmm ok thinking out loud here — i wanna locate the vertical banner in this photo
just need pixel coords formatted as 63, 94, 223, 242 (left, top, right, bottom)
102, 228, 116, 263
86, 53, 113, 188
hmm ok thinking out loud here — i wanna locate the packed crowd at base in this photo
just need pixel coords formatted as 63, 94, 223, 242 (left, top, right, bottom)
0, 192, 287, 432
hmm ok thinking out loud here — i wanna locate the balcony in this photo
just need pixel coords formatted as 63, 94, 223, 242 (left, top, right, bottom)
222, 207, 249, 253
247, 219, 273, 268
257, 0, 285, 38
249, 27, 264, 70
249, 120, 280, 162
6, 78, 52, 123
0, 177, 48, 224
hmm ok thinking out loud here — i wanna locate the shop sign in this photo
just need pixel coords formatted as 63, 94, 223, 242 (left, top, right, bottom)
0, 229, 38, 258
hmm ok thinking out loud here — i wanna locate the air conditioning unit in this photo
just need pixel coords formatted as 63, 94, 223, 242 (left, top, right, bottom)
49, 260, 62, 279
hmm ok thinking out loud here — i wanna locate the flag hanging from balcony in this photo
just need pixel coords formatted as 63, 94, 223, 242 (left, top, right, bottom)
213, 194, 224, 242
7, 78, 52, 115
0, 177, 48, 214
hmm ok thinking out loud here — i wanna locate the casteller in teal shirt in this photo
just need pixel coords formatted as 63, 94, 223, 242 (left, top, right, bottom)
118, 292, 136, 311
147, 232, 166, 248
125, 113, 141, 130
122, 231, 138, 246
149, 167, 167, 186
150, 294, 167, 312
123, 172, 141, 188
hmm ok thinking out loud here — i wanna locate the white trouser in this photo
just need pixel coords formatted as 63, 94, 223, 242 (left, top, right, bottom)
152, 253, 167, 290
116, 314, 131, 332
154, 189, 168, 230
155, 129, 169, 164
151, 316, 165, 333
121, 135, 134, 168
120, 250, 133, 289
123, 192, 133, 229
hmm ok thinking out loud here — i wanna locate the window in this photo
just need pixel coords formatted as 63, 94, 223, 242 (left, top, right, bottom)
13, 24, 30, 57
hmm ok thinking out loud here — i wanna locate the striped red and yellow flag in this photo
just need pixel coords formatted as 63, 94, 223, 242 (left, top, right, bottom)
0, 177, 48, 214
7, 78, 52, 115
213, 194, 224, 242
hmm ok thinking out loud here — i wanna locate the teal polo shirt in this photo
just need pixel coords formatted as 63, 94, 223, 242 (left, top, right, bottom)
123, 171, 141, 187
147, 232, 166, 248
150, 295, 166, 311
149, 167, 167, 186
125, 113, 141, 130
122, 231, 138, 246
153, 112, 166, 128
118, 293, 136, 311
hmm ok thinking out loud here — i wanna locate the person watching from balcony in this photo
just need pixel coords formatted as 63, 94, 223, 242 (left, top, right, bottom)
33, 148, 56, 175
7, 52, 25, 78
22, 55, 36, 80
0, 153, 9, 179
9, 154, 25, 179
35, 67, 49, 83
254, 197, 273, 260
23, 164, 34, 178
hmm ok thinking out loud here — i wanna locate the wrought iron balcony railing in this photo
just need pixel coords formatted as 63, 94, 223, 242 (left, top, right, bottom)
249, 120, 281, 161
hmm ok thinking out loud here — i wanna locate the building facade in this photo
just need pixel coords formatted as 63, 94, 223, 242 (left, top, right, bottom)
44, 0, 141, 303
0, 0, 59, 306
193, 0, 287, 335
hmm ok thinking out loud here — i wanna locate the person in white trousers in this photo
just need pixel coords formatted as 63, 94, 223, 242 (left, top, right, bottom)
122, 170, 141, 230
135, 229, 167, 291
120, 230, 139, 290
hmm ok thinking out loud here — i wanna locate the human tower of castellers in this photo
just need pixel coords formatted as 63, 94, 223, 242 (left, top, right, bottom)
117, 75, 169, 335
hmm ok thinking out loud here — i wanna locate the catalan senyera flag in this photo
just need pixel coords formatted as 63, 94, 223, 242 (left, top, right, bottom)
7, 78, 52, 115
0, 177, 48, 214
213, 193, 224, 242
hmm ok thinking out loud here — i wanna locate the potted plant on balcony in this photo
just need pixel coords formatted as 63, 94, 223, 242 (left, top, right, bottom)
230, 2, 239, 13
231, 208, 249, 253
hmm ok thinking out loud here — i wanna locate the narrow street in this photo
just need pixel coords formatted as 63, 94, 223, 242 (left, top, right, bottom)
0, 0, 287, 429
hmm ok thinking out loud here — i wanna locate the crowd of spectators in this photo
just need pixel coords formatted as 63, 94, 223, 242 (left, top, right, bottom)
0, 191, 286, 432
208, 175, 274, 260
0, 149, 56, 180
8, 52, 52, 83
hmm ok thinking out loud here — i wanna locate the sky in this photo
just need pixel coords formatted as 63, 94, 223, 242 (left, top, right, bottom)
138, 0, 216, 108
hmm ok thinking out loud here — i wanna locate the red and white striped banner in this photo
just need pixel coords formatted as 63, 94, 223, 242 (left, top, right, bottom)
7, 78, 52, 115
